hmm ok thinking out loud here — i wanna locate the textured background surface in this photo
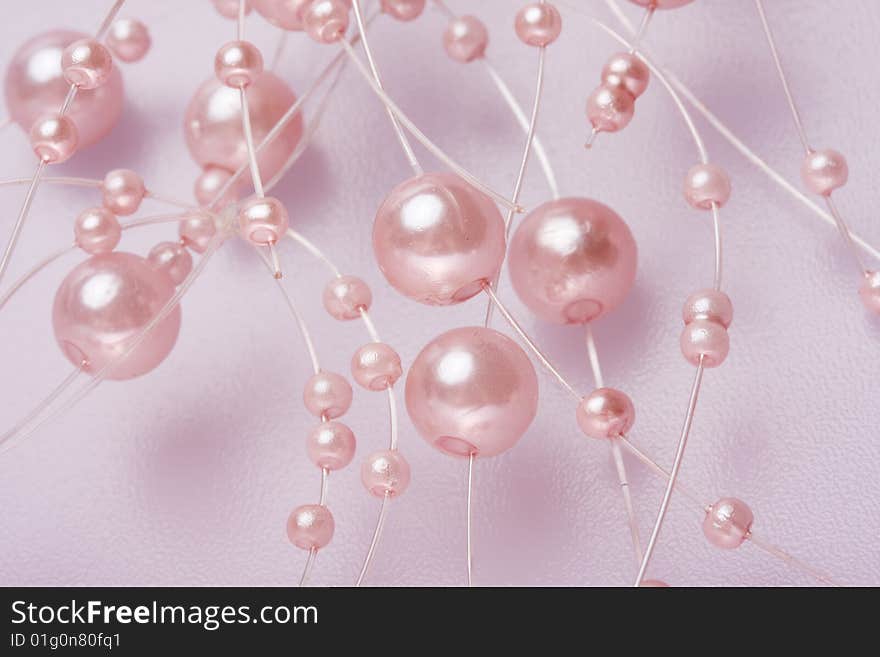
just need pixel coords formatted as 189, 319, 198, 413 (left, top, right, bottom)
0, 0, 878, 587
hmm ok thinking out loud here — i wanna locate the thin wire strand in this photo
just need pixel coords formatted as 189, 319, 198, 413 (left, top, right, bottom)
0, 366, 83, 447
0, 176, 99, 189
351, 0, 423, 175
240, 89, 265, 197
270, 32, 288, 71
584, 324, 604, 388
237, 0, 246, 40
339, 38, 523, 213
747, 532, 839, 587
466, 451, 475, 588
711, 202, 723, 290
619, 437, 706, 512
630, 6, 655, 52
264, 254, 321, 375
484, 43, 547, 327
285, 228, 342, 277
95, 0, 126, 39
0, 244, 75, 311
0, 159, 48, 288
753, 0, 812, 154
634, 359, 706, 586
825, 196, 868, 274
482, 285, 581, 402
355, 493, 390, 587
299, 549, 317, 587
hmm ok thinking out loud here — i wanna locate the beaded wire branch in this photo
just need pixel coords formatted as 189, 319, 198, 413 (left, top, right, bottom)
0, 0, 875, 586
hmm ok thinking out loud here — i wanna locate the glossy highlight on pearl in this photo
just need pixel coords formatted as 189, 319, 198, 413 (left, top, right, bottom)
287, 504, 335, 551
306, 421, 356, 471
405, 326, 539, 458
443, 15, 489, 63
576, 387, 635, 439
74, 207, 121, 255
61, 38, 113, 90
102, 169, 145, 216
361, 449, 411, 497
703, 498, 754, 549
303, 371, 353, 419
351, 342, 402, 391
105, 18, 151, 63
515, 3, 563, 47
322, 275, 372, 320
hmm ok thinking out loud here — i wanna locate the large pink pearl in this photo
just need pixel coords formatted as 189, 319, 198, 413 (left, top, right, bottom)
373, 172, 506, 305
61, 38, 113, 90
52, 252, 181, 380
703, 497, 753, 549
306, 421, 356, 471
105, 19, 151, 63
5, 30, 124, 149
576, 387, 635, 439
514, 3, 563, 47
860, 271, 880, 315
287, 504, 334, 551
381, 0, 425, 22
184, 72, 303, 186
801, 148, 848, 196
351, 342, 402, 391
507, 197, 638, 324
627, 0, 694, 8
252, 0, 311, 30
587, 83, 635, 133
443, 16, 489, 63
303, 371, 353, 419
361, 449, 411, 497
405, 327, 539, 458
102, 169, 145, 216
74, 207, 121, 255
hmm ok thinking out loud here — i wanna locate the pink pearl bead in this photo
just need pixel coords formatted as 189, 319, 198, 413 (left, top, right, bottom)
680, 318, 729, 368
601, 52, 650, 99
148, 241, 193, 286
237, 196, 289, 245
194, 167, 240, 209
640, 579, 670, 587
286, 504, 334, 551
801, 148, 848, 196
515, 3, 562, 47
53, 252, 181, 380
105, 18, 151, 63
322, 275, 372, 320
405, 327, 539, 458
586, 83, 635, 133
184, 73, 303, 185
576, 387, 635, 439
444, 15, 489, 63
373, 172, 506, 305
61, 38, 113, 90
381, 0, 425, 21
30, 114, 78, 163
5, 31, 124, 150
102, 169, 145, 216
306, 421, 356, 471
252, 0, 311, 30
682, 289, 733, 328
703, 497, 753, 549
74, 207, 121, 255
213, 0, 251, 20
303, 371, 353, 419
304, 0, 350, 44
628, 0, 694, 8
179, 213, 217, 253
684, 163, 731, 210
507, 198, 638, 324
351, 342, 402, 391
215, 40, 263, 88
860, 271, 880, 315
361, 449, 411, 497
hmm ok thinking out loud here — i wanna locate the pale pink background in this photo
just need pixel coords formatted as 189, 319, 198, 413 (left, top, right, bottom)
0, 0, 877, 587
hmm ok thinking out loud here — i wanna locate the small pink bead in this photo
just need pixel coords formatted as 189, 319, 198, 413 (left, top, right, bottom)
102, 169, 145, 216
215, 40, 263, 88
801, 148, 848, 196
286, 504, 334, 551
703, 497, 753, 549
640, 579, 670, 587
351, 342, 402, 391
682, 289, 733, 328
179, 213, 217, 253
628, 0, 694, 8
105, 18, 151, 63
515, 3, 562, 47
30, 114, 78, 163
237, 196, 289, 245
147, 241, 193, 285
61, 38, 113, 89
252, 0, 312, 30
322, 275, 372, 320
381, 0, 425, 21
194, 167, 240, 208
680, 319, 729, 368
444, 16, 489, 63
684, 163, 731, 210
303, 371, 353, 419
213, 0, 251, 19
586, 83, 635, 134
860, 271, 880, 315
304, 0, 350, 44
576, 387, 635, 439
361, 449, 411, 498
601, 52, 650, 99
74, 207, 121, 255
306, 421, 356, 471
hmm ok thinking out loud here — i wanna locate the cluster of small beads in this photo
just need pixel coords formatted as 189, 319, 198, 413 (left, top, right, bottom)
585, 52, 650, 138
322, 275, 411, 499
